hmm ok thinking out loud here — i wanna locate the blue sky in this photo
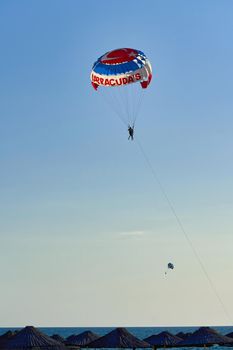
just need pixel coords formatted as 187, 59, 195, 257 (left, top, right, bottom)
1, 0, 233, 326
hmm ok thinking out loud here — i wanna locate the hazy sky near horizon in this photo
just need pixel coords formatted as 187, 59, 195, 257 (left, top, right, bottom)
1, 0, 233, 327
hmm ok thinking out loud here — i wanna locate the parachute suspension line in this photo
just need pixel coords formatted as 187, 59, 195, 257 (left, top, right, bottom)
98, 84, 145, 130
123, 84, 144, 127
112, 86, 132, 126
111, 88, 126, 123
135, 137, 232, 324
99, 89, 128, 127
117, 85, 130, 126
133, 87, 144, 126
110, 87, 129, 126
115, 84, 145, 127
129, 85, 136, 126
124, 85, 130, 125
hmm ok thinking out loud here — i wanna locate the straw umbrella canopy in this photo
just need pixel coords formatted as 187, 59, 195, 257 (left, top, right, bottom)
66, 334, 77, 343
5, 326, 66, 350
66, 331, 100, 346
50, 334, 65, 343
87, 327, 150, 349
175, 332, 192, 340
226, 331, 233, 338
178, 326, 233, 347
0, 331, 16, 349
144, 331, 182, 348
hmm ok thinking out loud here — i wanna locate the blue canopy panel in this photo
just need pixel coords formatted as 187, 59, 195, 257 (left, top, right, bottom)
93, 60, 141, 76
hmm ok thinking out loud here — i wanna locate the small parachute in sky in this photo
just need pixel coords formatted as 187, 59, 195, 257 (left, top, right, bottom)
165, 262, 174, 275
90, 48, 152, 131
168, 262, 174, 270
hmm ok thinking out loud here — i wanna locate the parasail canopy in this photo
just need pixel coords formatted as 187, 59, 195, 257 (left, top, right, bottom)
91, 48, 152, 91
168, 262, 174, 269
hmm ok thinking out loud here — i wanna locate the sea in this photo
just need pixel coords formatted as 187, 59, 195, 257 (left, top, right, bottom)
1, 326, 233, 349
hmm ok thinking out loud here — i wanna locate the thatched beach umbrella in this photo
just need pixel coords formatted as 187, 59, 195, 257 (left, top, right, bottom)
175, 331, 192, 340
226, 331, 233, 338
5, 326, 66, 350
0, 331, 16, 349
66, 334, 77, 343
87, 327, 150, 348
178, 326, 233, 347
51, 334, 65, 343
66, 331, 100, 346
144, 331, 182, 348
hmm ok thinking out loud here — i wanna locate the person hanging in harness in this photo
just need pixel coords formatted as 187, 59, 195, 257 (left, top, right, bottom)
128, 125, 134, 140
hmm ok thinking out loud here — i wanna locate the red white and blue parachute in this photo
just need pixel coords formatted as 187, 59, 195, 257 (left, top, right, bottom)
91, 48, 152, 127
91, 48, 152, 90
